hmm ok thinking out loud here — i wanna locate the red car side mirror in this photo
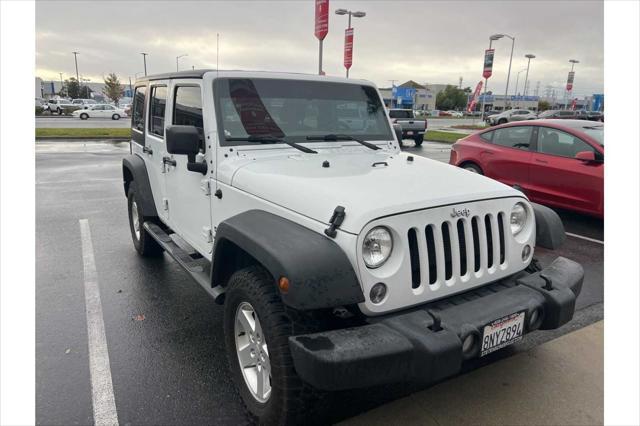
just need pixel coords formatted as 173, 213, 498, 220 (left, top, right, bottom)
575, 151, 596, 162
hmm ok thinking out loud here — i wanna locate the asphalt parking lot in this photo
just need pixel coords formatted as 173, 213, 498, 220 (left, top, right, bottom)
36, 140, 603, 425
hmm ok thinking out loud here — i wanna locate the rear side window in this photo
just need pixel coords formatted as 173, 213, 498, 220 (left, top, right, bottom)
479, 131, 494, 142
132, 86, 146, 132
389, 110, 412, 119
149, 86, 167, 137
173, 86, 203, 129
492, 126, 532, 150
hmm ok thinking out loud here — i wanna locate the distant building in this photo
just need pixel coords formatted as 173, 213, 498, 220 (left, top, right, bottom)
379, 80, 453, 110
37, 77, 134, 101
35, 77, 43, 98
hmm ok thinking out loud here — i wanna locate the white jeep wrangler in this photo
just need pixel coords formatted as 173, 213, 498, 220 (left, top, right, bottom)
122, 70, 583, 424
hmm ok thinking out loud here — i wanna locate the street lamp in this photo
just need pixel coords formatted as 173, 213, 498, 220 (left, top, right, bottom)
522, 54, 536, 97
493, 33, 516, 109
513, 68, 527, 107
176, 54, 188, 72
140, 52, 148, 76
564, 59, 579, 109
335, 8, 366, 78
480, 34, 503, 121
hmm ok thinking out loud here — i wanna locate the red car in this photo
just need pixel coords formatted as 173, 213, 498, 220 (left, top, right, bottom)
450, 119, 604, 218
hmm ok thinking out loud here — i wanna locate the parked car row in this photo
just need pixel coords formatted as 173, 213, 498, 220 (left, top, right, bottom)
450, 119, 604, 218
485, 108, 604, 126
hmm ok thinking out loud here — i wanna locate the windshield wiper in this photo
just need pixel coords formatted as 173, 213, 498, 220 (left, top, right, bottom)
306, 134, 381, 150
226, 135, 317, 154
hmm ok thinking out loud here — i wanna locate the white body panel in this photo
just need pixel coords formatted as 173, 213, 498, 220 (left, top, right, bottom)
132, 70, 536, 315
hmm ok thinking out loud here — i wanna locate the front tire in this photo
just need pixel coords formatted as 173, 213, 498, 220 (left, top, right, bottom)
498, 118, 508, 125
112, 114, 120, 120
80, 113, 89, 120
224, 266, 319, 425
127, 186, 163, 256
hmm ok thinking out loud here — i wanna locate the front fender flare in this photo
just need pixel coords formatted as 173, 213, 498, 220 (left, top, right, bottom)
212, 210, 364, 310
122, 154, 158, 218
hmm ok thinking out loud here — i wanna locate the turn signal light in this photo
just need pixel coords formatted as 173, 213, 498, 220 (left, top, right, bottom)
278, 277, 290, 293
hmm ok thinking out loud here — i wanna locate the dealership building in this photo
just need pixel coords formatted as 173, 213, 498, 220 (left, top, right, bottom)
379, 80, 450, 110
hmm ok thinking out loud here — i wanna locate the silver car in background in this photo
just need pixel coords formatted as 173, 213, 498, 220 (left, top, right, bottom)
486, 109, 537, 125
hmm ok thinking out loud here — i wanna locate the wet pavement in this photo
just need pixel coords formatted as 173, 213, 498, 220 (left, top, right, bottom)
36, 140, 604, 425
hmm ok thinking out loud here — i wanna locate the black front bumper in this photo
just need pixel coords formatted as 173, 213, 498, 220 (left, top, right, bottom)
289, 257, 583, 391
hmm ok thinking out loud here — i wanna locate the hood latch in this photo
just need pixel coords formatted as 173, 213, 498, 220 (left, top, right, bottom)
324, 206, 346, 238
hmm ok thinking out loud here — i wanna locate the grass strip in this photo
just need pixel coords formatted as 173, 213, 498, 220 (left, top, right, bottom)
36, 128, 132, 138
425, 130, 467, 143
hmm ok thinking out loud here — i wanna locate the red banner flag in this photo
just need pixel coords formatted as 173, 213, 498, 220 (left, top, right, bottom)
566, 71, 575, 91
467, 81, 483, 112
344, 28, 354, 69
314, 0, 329, 40
483, 49, 495, 79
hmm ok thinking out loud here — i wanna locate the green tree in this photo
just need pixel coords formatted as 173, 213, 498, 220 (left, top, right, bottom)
102, 73, 124, 106
64, 77, 80, 99
435, 85, 468, 110
538, 100, 551, 111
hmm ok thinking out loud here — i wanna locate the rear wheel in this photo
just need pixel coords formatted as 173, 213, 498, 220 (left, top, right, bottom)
127, 186, 163, 256
224, 266, 321, 425
80, 113, 89, 120
414, 134, 424, 147
112, 113, 120, 120
462, 163, 483, 174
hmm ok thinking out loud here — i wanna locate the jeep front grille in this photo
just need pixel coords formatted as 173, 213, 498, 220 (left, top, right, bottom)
407, 213, 507, 290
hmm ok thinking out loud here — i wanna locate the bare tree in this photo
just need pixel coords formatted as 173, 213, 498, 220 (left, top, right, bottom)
102, 73, 125, 106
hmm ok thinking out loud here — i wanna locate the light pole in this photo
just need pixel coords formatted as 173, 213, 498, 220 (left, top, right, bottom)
335, 8, 366, 78
72, 51, 80, 98
176, 54, 188, 72
493, 33, 515, 110
480, 34, 503, 121
140, 53, 148, 76
564, 59, 579, 109
58, 72, 64, 96
513, 68, 527, 107
522, 54, 536, 98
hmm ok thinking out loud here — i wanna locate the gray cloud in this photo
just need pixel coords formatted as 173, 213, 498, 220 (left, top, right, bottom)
36, 0, 603, 97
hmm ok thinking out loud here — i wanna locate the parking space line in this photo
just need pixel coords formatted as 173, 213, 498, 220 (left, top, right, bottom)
79, 219, 119, 426
565, 232, 604, 245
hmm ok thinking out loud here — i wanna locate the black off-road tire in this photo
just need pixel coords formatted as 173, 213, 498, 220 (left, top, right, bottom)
127, 186, 163, 256
414, 134, 424, 147
224, 266, 322, 425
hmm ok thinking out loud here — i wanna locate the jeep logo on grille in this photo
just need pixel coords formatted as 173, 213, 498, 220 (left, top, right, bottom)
451, 207, 471, 218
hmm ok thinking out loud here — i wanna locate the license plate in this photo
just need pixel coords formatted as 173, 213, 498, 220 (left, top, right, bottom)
407, 131, 413, 135
480, 311, 525, 357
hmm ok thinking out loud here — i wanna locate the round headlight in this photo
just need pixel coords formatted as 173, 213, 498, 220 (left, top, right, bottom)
510, 202, 527, 235
362, 226, 393, 268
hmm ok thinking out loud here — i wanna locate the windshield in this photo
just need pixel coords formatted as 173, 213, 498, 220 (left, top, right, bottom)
581, 125, 604, 146
214, 78, 393, 146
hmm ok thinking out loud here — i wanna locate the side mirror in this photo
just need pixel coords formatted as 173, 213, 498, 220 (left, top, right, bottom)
166, 125, 208, 174
575, 150, 596, 162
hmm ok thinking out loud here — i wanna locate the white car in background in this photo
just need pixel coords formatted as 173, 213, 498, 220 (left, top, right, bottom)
72, 103, 126, 120
446, 110, 464, 118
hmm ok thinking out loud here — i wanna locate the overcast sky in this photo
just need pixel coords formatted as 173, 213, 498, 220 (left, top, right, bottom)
36, 0, 603, 97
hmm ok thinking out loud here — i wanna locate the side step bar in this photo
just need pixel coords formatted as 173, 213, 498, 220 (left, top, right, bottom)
144, 222, 225, 303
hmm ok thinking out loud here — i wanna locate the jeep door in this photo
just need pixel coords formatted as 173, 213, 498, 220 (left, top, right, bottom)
143, 82, 170, 222
162, 80, 213, 255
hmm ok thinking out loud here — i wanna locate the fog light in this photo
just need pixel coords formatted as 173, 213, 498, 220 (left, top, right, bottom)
462, 334, 476, 355
522, 244, 532, 261
369, 283, 387, 304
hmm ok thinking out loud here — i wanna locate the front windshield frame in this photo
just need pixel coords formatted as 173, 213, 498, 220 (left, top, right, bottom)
213, 77, 394, 147
580, 125, 604, 146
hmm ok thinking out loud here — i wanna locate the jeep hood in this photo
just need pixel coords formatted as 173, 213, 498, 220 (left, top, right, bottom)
230, 150, 522, 234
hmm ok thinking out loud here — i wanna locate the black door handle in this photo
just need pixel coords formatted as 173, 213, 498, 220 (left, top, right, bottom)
163, 156, 176, 167
143, 146, 153, 155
